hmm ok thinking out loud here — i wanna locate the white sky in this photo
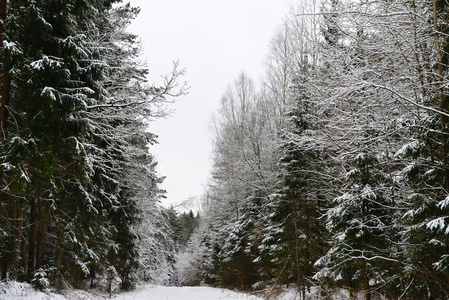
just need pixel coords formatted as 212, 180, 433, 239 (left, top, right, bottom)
128, 0, 293, 210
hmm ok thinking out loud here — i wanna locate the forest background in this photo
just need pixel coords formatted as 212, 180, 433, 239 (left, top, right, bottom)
1, 0, 449, 299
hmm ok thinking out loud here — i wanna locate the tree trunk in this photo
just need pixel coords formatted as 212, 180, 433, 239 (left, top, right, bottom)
55, 228, 63, 267
0, 1, 6, 34
1, 259, 6, 280
292, 201, 301, 288
0, 0, 9, 140
36, 205, 49, 270
27, 200, 37, 280
365, 266, 371, 300
297, 158, 303, 288
433, 0, 449, 189
0, 5, 10, 276
11, 208, 24, 280
0, 73, 10, 139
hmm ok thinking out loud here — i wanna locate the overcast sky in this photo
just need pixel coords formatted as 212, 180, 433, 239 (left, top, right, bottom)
128, 0, 293, 210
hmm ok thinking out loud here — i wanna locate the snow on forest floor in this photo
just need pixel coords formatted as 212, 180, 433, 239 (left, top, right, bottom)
1, 281, 264, 300
114, 285, 352, 300
0, 281, 351, 299
114, 284, 263, 300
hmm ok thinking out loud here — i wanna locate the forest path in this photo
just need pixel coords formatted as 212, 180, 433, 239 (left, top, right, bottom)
114, 285, 263, 300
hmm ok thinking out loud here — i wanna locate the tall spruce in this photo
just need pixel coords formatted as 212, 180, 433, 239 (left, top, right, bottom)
0, 0, 185, 289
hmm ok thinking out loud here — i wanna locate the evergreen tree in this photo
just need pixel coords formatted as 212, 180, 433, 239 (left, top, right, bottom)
274, 76, 330, 293
397, 0, 449, 294
0, 0, 115, 283
0, 0, 186, 289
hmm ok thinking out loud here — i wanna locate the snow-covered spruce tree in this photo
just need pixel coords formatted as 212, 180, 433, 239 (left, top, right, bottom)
272, 76, 335, 296
391, 0, 449, 296
312, 5, 405, 300
313, 0, 449, 298
0, 0, 120, 283
256, 3, 345, 296
0, 0, 185, 289
80, 4, 175, 290
196, 0, 449, 297
77, 3, 186, 290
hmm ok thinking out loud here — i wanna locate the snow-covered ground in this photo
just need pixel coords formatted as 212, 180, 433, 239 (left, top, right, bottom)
0, 281, 263, 300
115, 285, 263, 300
0, 281, 351, 299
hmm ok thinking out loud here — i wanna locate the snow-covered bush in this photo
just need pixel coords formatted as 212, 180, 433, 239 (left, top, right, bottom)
31, 268, 51, 291
175, 231, 204, 286
105, 266, 122, 297
175, 251, 203, 286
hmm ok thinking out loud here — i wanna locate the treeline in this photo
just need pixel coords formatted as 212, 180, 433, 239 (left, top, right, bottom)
182, 0, 449, 298
139, 208, 200, 286
0, 0, 185, 291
